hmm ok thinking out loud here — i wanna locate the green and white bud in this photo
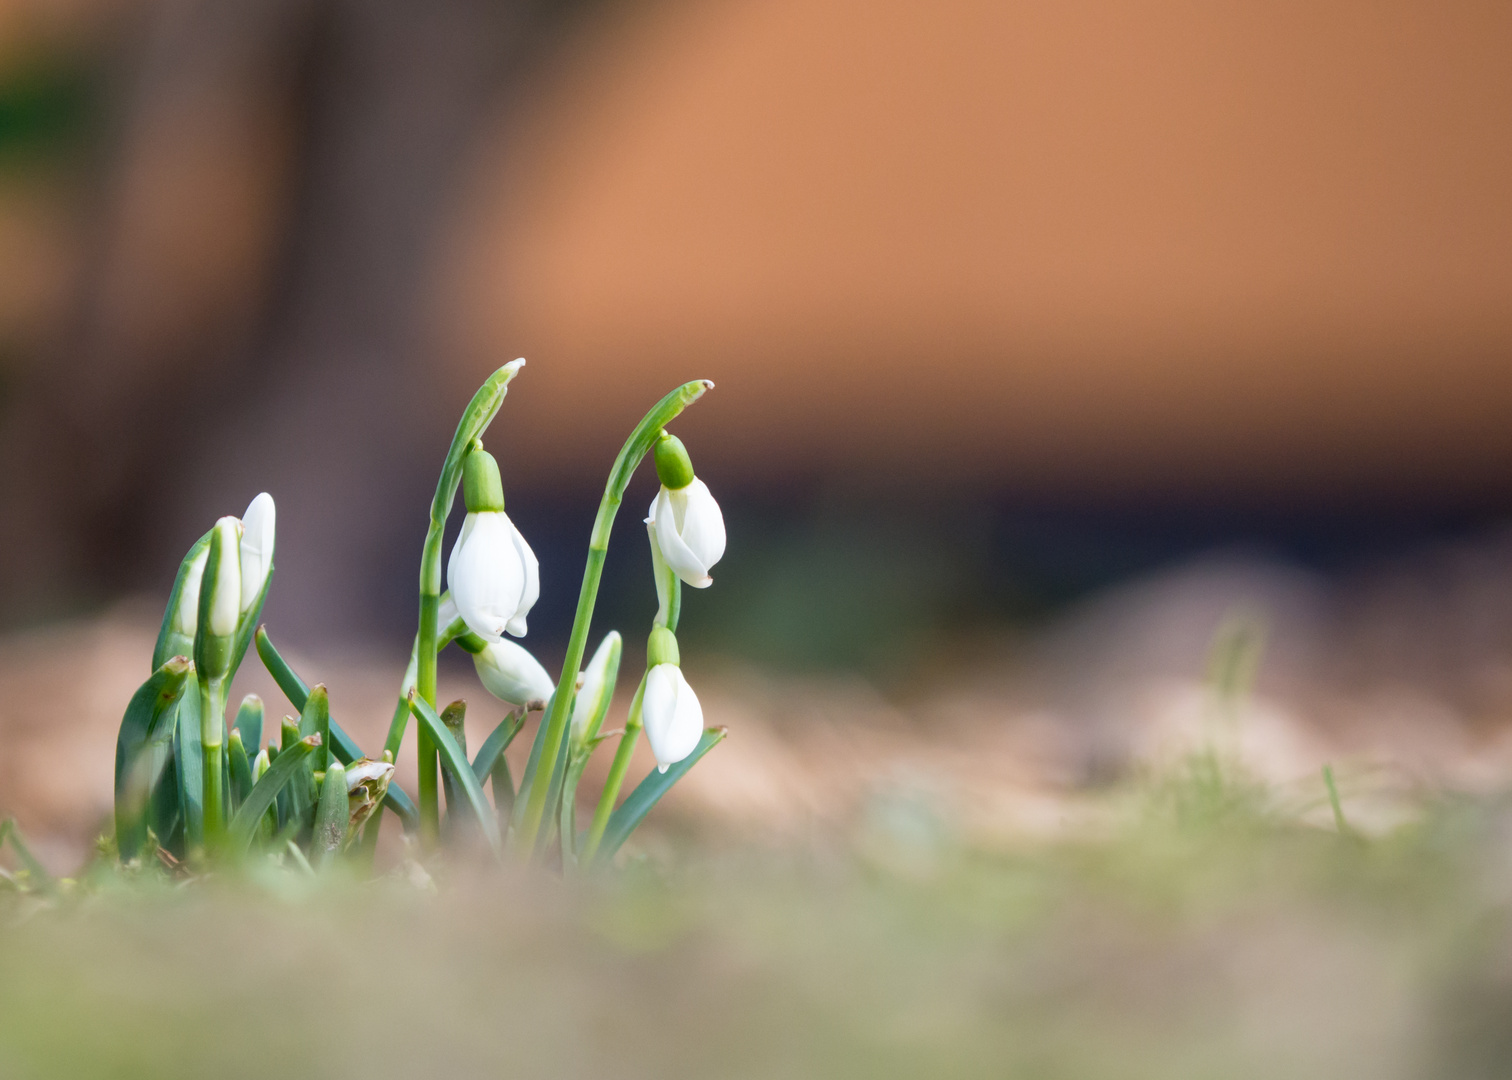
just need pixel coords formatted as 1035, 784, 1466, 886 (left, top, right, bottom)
194, 517, 241, 681
571, 631, 622, 746
646, 432, 725, 589
472, 638, 555, 707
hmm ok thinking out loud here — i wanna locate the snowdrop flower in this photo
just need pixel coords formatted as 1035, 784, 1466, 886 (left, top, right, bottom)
238, 492, 275, 613
473, 639, 554, 706
646, 432, 725, 589
641, 627, 703, 772
205, 516, 242, 639
169, 546, 209, 639
448, 448, 539, 640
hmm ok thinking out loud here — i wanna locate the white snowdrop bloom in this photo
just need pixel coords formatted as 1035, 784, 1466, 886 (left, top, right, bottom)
238, 492, 275, 613
642, 662, 704, 772
647, 478, 726, 589
472, 638, 554, 706
447, 510, 539, 640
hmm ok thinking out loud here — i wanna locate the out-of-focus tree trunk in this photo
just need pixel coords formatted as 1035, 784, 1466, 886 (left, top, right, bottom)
0, 0, 593, 643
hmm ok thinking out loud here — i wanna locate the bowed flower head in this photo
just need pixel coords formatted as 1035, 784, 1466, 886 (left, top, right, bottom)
472, 638, 555, 706
641, 626, 703, 772
646, 432, 725, 589
448, 448, 539, 640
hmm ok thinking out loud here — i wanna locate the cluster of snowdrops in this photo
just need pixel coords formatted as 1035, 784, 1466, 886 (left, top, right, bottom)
111, 361, 726, 874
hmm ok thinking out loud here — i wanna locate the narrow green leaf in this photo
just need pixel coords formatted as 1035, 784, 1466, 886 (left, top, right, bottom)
226, 736, 320, 855
174, 688, 204, 851
407, 694, 500, 855
256, 626, 419, 831
439, 700, 469, 835
595, 727, 726, 865
471, 708, 526, 784
234, 694, 264, 756
491, 755, 515, 835
227, 729, 255, 809
281, 716, 313, 832
298, 685, 331, 773
114, 657, 191, 860
311, 761, 348, 866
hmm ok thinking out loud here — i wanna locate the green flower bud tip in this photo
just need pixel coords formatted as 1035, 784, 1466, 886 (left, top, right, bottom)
653, 431, 696, 491
462, 449, 505, 513
647, 625, 680, 668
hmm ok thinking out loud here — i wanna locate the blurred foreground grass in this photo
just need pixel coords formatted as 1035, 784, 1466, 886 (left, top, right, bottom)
4, 759, 1512, 1079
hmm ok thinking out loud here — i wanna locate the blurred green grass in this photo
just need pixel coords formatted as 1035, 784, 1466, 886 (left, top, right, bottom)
3, 761, 1512, 1079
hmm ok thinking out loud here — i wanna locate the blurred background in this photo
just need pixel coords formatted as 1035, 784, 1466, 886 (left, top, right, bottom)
1, 0, 1512, 861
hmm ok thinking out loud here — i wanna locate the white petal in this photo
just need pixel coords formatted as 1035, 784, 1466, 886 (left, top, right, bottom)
473, 639, 555, 705
238, 492, 275, 613
571, 631, 622, 741
436, 593, 459, 636
642, 663, 704, 771
505, 517, 539, 637
654, 487, 714, 588
448, 511, 525, 641
676, 479, 725, 578
344, 760, 396, 788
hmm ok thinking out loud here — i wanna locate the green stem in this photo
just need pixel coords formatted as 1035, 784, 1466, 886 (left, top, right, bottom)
514, 379, 713, 855
579, 675, 645, 865
199, 676, 226, 846
416, 593, 440, 844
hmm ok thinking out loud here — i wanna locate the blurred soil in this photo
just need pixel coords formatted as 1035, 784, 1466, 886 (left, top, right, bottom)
8, 532, 1512, 872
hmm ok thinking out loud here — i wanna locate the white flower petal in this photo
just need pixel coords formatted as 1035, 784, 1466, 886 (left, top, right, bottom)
448, 511, 526, 641
654, 488, 714, 588
238, 492, 275, 613
676, 479, 726, 576
172, 548, 209, 636
208, 517, 242, 637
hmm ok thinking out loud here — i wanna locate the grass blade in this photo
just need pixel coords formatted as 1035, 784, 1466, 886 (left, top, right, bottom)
234, 694, 264, 756
407, 694, 500, 856
311, 761, 348, 866
226, 736, 321, 855
595, 727, 726, 865
471, 709, 526, 784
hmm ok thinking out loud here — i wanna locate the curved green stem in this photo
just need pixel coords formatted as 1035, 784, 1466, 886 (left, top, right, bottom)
414, 362, 523, 846
579, 674, 646, 865
513, 380, 713, 855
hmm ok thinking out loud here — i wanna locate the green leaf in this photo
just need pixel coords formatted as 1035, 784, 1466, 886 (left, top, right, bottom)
297, 684, 331, 773
233, 694, 263, 757
113, 656, 192, 861
438, 700, 469, 835
256, 626, 419, 831
151, 531, 210, 671
407, 694, 500, 856
471, 708, 526, 785
311, 761, 348, 866
174, 687, 204, 851
225, 736, 320, 855
227, 729, 255, 810
595, 727, 726, 865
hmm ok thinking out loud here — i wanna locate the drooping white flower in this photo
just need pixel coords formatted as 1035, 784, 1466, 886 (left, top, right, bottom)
448, 510, 539, 639
647, 478, 725, 589
206, 516, 242, 638
238, 492, 275, 613
473, 638, 554, 706
642, 662, 704, 772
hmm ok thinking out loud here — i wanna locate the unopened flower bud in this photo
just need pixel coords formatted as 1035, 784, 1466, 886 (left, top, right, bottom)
238, 492, 275, 614
571, 631, 622, 745
642, 662, 704, 773
472, 638, 555, 706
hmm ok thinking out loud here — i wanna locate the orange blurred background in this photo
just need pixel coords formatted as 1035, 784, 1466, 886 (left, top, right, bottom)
0, 0, 1508, 655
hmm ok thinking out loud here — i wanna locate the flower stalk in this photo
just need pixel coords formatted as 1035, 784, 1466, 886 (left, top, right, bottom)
512, 379, 714, 856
